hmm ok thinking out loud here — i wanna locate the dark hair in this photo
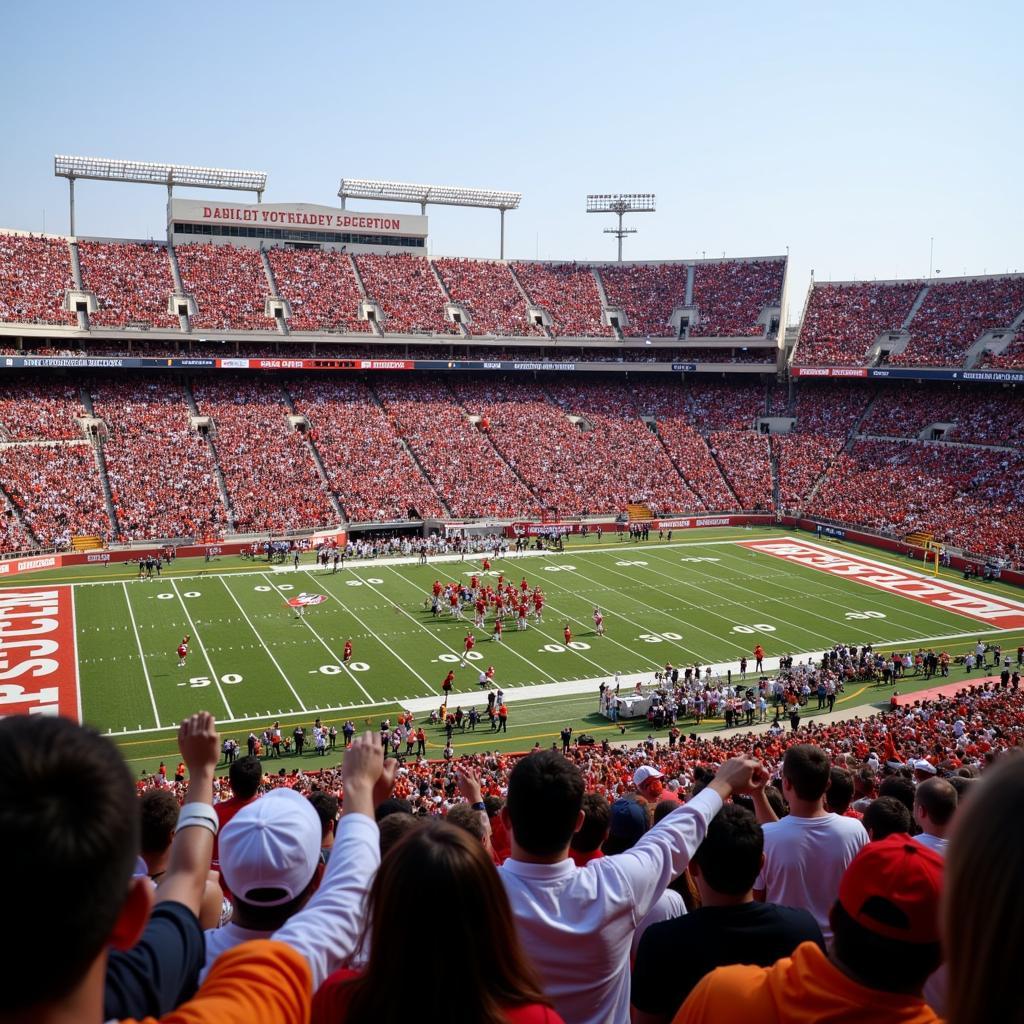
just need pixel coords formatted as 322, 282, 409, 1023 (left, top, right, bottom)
691, 804, 763, 895
825, 767, 855, 814
228, 755, 262, 799
862, 796, 912, 840
830, 902, 941, 993
947, 776, 975, 802
506, 750, 584, 856
378, 812, 420, 857
375, 796, 413, 821
878, 775, 916, 815
783, 744, 831, 801
570, 793, 611, 853
232, 873, 320, 931
331, 822, 550, 1024
0, 716, 138, 1011
765, 784, 789, 818
139, 788, 179, 854
652, 798, 679, 825
307, 791, 338, 838
914, 777, 957, 827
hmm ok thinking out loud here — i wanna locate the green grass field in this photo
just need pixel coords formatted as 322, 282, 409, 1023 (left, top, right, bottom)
7, 526, 1024, 772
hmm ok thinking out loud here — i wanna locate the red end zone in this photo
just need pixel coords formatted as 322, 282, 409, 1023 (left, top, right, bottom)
0, 587, 80, 721
739, 538, 1024, 630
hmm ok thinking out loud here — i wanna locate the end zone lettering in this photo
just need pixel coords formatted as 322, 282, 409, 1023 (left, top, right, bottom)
0, 587, 80, 720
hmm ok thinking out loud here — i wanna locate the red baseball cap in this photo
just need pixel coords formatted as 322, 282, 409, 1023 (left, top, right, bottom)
838, 834, 943, 944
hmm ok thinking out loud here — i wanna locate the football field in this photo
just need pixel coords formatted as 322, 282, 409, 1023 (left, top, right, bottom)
5, 527, 1024, 770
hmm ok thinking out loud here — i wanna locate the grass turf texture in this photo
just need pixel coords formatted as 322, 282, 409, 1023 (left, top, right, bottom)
11, 527, 1024, 772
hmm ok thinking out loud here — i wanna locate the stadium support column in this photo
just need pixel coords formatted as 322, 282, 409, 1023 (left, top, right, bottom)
68, 176, 75, 235
500, 207, 506, 259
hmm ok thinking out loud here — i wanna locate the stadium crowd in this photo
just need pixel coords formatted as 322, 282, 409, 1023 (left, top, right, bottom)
267, 249, 370, 333
689, 259, 784, 337
176, 243, 272, 331
512, 262, 613, 337
354, 253, 459, 335
599, 262, 688, 337
14, 668, 1022, 1024
78, 241, 180, 329
0, 233, 76, 325
435, 258, 543, 337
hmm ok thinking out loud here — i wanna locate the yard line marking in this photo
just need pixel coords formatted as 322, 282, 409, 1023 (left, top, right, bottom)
169, 578, 234, 719
121, 582, 161, 728
373, 566, 563, 684
220, 576, 307, 712
259, 574, 376, 702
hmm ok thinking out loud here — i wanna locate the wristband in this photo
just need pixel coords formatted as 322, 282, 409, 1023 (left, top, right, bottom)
177, 803, 219, 836
471, 801, 486, 812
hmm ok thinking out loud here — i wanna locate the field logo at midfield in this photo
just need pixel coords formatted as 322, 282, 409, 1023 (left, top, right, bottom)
740, 539, 1024, 629
0, 587, 80, 720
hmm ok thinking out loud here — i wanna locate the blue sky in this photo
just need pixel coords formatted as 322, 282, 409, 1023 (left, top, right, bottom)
1, 0, 1020, 319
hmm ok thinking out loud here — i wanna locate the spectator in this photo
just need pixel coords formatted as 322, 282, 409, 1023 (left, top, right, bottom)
568, 792, 610, 867
212, 754, 263, 888
863, 795, 913, 840
138, 789, 181, 881
676, 834, 944, 1023
497, 748, 762, 1024
312, 820, 563, 1024
752, 744, 868, 945
308, 790, 339, 864
631, 804, 823, 1024
912, 777, 957, 857
200, 788, 324, 981
943, 754, 1024, 1024
824, 766, 859, 817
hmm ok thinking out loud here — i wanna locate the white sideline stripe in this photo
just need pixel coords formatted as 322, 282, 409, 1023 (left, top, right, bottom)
121, 581, 161, 728
220, 576, 308, 712
170, 578, 235, 719
71, 585, 84, 726
260, 573, 375, 703
102, 620, 1011, 737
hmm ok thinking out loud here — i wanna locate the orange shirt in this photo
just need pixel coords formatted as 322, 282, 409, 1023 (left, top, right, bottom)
674, 942, 940, 1024
125, 940, 310, 1024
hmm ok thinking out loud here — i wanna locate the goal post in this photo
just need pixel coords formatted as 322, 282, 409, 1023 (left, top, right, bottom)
923, 540, 942, 576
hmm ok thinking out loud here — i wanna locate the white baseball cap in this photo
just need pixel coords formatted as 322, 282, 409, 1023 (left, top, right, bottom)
219, 789, 321, 906
633, 765, 665, 787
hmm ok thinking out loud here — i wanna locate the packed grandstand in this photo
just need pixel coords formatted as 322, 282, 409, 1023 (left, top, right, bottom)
3, 218, 1024, 1024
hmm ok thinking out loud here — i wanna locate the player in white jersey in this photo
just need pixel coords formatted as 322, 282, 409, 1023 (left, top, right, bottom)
593, 607, 605, 636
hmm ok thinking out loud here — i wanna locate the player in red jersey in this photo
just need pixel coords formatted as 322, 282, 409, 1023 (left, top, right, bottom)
177, 635, 190, 667
442, 670, 455, 694
343, 639, 353, 663
520, 577, 529, 593
564, 625, 573, 646
517, 602, 528, 631
533, 591, 544, 624
432, 580, 442, 597
492, 617, 504, 642
461, 632, 476, 666
593, 607, 605, 637
482, 557, 491, 571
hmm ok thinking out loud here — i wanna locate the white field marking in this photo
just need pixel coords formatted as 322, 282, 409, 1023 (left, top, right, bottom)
571, 548, 847, 651
298, 570, 437, 694
71, 584, 83, 725
642, 545, 911, 646
103, 617, 1018, 739
259, 574, 375, 702
169, 579, 234, 719
376, 565, 564, 684
676, 543, 971, 640
220, 576, 307, 712
120, 582, 161, 728
538, 553, 748, 659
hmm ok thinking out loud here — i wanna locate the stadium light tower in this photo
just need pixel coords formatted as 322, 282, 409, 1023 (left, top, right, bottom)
586, 193, 656, 261
54, 155, 268, 236
338, 178, 522, 258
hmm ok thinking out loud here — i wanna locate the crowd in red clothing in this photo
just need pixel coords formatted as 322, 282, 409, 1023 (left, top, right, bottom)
599, 262, 688, 337
708, 431, 774, 509
176, 243, 272, 331
289, 379, 446, 521
977, 330, 1024, 368
512, 262, 613, 337
78, 241, 179, 328
354, 253, 458, 335
795, 281, 921, 366
0, 382, 84, 440
192, 380, 336, 532
0, 234, 76, 325
434, 258, 543, 337
91, 381, 227, 541
267, 249, 370, 333
772, 433, 842, 509
892, 277, 1024, 368
689, 259, 784, 337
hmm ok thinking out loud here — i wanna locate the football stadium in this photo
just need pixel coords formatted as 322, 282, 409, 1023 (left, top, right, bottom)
2, 4, 1022, 1023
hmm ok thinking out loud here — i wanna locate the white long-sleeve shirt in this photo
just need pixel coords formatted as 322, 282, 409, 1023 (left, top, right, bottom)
499, 786, 722, 1024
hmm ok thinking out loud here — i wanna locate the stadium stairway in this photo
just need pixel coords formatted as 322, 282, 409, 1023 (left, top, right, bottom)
66, 240, 90, 332
364, 382, 454, 517
428, 260, 470, 338
183, 382, 236, 530
901, 284, 931, 329
260, 251, 290, 336
166, 243, 193, 333
80, 386, 121, 540
507, 262, 555, 340
769, 443, 781, 508
707, 445, 742, 508
846, 388, 880, 449
278, 384, 345, 521
592, 268, 623, 339
626, 502, 654, 522
347, 253, 384, 338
